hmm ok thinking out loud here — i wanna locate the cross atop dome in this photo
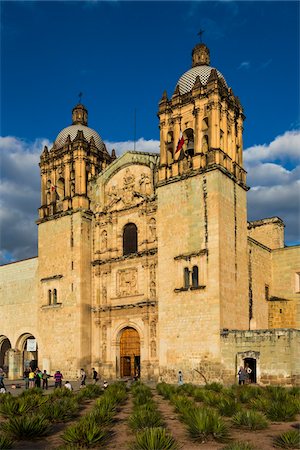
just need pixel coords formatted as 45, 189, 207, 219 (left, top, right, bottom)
192, 42, 210, 67
72, 103, 88, 126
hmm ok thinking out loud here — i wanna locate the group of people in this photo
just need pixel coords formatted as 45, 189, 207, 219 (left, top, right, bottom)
23, 368, 52, 389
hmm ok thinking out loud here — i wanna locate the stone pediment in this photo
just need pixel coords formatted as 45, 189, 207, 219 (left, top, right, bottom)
90, 151, 159, 213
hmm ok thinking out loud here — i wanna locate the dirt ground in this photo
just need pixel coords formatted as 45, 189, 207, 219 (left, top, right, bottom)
5, 385, 300, 450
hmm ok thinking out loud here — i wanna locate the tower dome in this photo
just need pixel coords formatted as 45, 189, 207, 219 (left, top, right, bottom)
176, 43, 227, 95
54, 103, 106, 152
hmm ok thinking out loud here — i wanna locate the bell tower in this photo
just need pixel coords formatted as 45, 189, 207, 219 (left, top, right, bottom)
36, 104, 112, 378
156, 42, 249, 382
157, 42, 246, 186
39, 103, 112, 220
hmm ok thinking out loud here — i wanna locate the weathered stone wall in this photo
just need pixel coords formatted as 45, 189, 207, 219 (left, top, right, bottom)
221, 329, 300, 386
270, 246, 300, 328
247, 238, 271, 329
0, 258, 38, 378
248, 217, 284, 250
37, 211, 92, 379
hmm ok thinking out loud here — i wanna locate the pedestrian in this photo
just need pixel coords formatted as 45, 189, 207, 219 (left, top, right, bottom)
64, 381, 73, 391
42, 370, 50, 390
92, 367, 99, 384
54, 370, 63, 388
103, 380, 108, 389
245, 363, 252, 384
29, 368, 35, 388
80, 368, 86, 388
0, 370, 5, 391
23, 367, 30, 389
238, 366, 247, 385
178, 370, 184, 386
35, 368, 42, 388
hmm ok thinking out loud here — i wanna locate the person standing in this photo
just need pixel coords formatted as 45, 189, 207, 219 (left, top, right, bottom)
0, 369, 5, 391
54, 370, 63, 388
42, 370, 50, 390
23, 368, 30, 389
178, 370, 184, 386
238, 366, 247, 385
80, 368, 86, 388
28, 369, 35, 388
92, 368, 99, 384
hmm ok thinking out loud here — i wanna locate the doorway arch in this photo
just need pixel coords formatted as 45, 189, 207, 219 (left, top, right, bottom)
16, 333, 38, 372
119, 327, 140, 378
0, 336, 11, 374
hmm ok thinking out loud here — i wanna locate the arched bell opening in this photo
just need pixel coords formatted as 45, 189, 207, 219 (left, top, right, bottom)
184, 128, 195, 157
119, 327, 140, 378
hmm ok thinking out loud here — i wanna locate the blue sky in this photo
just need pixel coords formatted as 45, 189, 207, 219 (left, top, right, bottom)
0, 0, 299, 264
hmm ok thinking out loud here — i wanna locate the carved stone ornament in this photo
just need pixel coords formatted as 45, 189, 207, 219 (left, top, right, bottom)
101, 230, 108, 251
150, 320, 156, 338
151, 340, 156, 358
117, 268, 138, 297
139, 173, 152, 196
149, 218, 156, 240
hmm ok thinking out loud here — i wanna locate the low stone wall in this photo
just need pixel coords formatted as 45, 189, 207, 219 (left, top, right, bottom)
221, 329, 300, 386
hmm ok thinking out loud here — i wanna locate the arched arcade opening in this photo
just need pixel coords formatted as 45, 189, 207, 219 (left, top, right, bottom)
0, 336, 11, 375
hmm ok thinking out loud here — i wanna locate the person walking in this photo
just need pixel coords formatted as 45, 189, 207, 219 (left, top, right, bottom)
80, 368, 86, 388
178, 370, 184, 386
92, 368, 99, 384
29, 369, 35, 388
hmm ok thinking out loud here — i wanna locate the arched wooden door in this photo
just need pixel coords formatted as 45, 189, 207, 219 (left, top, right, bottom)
120, 327, 140, 378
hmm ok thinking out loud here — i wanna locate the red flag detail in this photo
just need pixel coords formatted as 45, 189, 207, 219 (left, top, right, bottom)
175, 132, 184, 153
51, 185, 56, 192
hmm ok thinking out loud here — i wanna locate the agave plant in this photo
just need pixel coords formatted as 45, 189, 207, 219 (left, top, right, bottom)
156, 383, 177, 399
202, 390, 222, 407
193, 387, 206, 402
222, 441, 256, 450
177, 383, 195, 395
266, 401, 298, 422
182, 406, 229, 442
39, 397, 79, 422
129, 408, 163, 431
0, 433, 14, 450
217, 397, 241, 417
1, 414, 51, 439
205, 382, 224, 392
273, 430, 300, 449
131, 427, 179, 450
249, 396, 270, 412
232, 410, 268, 430
170, 394, 195, 414
61, 417, 110, 447
265, 386, 289, 402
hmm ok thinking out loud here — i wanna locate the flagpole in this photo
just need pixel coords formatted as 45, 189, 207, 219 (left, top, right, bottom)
134, 108, 136, 151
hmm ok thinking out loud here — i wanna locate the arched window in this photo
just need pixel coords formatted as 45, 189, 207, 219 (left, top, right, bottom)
167, 131, 174, 164
48, 290, 52, 305
185, 128, 194, 157
53, 289, 57, 304
56, 178, 65, 200
123, 223, 138, 256
192, 266, 199, 288
184, 267, 190, 289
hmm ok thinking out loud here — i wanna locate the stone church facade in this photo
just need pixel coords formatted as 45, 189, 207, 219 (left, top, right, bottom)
1, 42, 299, 385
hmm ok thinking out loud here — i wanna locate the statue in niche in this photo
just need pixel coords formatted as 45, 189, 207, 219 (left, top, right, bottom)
101, 230, 107, 251
139, 173, 151, 195
122, 169, 135, 206
150, 320, 156, 338
102, 325, 107, 340
70, 183, 75, 196
119, 269, 137, 296
151, 340, 156, 358
150, 281, 156, 299
149, 218, 156, 240
123, 168, 135, 188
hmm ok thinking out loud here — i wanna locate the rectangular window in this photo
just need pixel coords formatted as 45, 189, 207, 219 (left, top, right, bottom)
295, 272, 300, 293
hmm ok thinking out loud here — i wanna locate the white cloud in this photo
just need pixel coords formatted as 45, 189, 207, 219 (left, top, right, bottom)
244, 130, 300, 164
105, 138, 159, 156
238, 61, 250, 70
0, 131, 298, 265
244, 130, 300, 244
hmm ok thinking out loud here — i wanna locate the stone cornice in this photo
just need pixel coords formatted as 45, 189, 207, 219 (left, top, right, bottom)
174, 249, 208, 261
92, 248, 157, 266
91, 299, 157, 313
40, 274, 63, 282
247, 236, 271, 252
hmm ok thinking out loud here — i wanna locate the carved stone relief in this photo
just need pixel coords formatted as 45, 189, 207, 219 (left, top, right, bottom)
117, 268, 138, 297
149, 218, 156, 240
150, 281, 156, 299
102, 325, 107, 340
151, 340, 156, 358
150, 320, 156, 338
101, 230, 108, 251
139, 173, 152, 195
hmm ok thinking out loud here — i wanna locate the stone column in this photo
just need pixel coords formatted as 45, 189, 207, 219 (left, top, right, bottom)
193, 107, 200, 154
159, 121, 167, 166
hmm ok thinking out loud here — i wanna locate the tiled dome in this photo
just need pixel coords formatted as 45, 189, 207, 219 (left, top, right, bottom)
177, 65, 227, 95
54, 124, 105, 151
